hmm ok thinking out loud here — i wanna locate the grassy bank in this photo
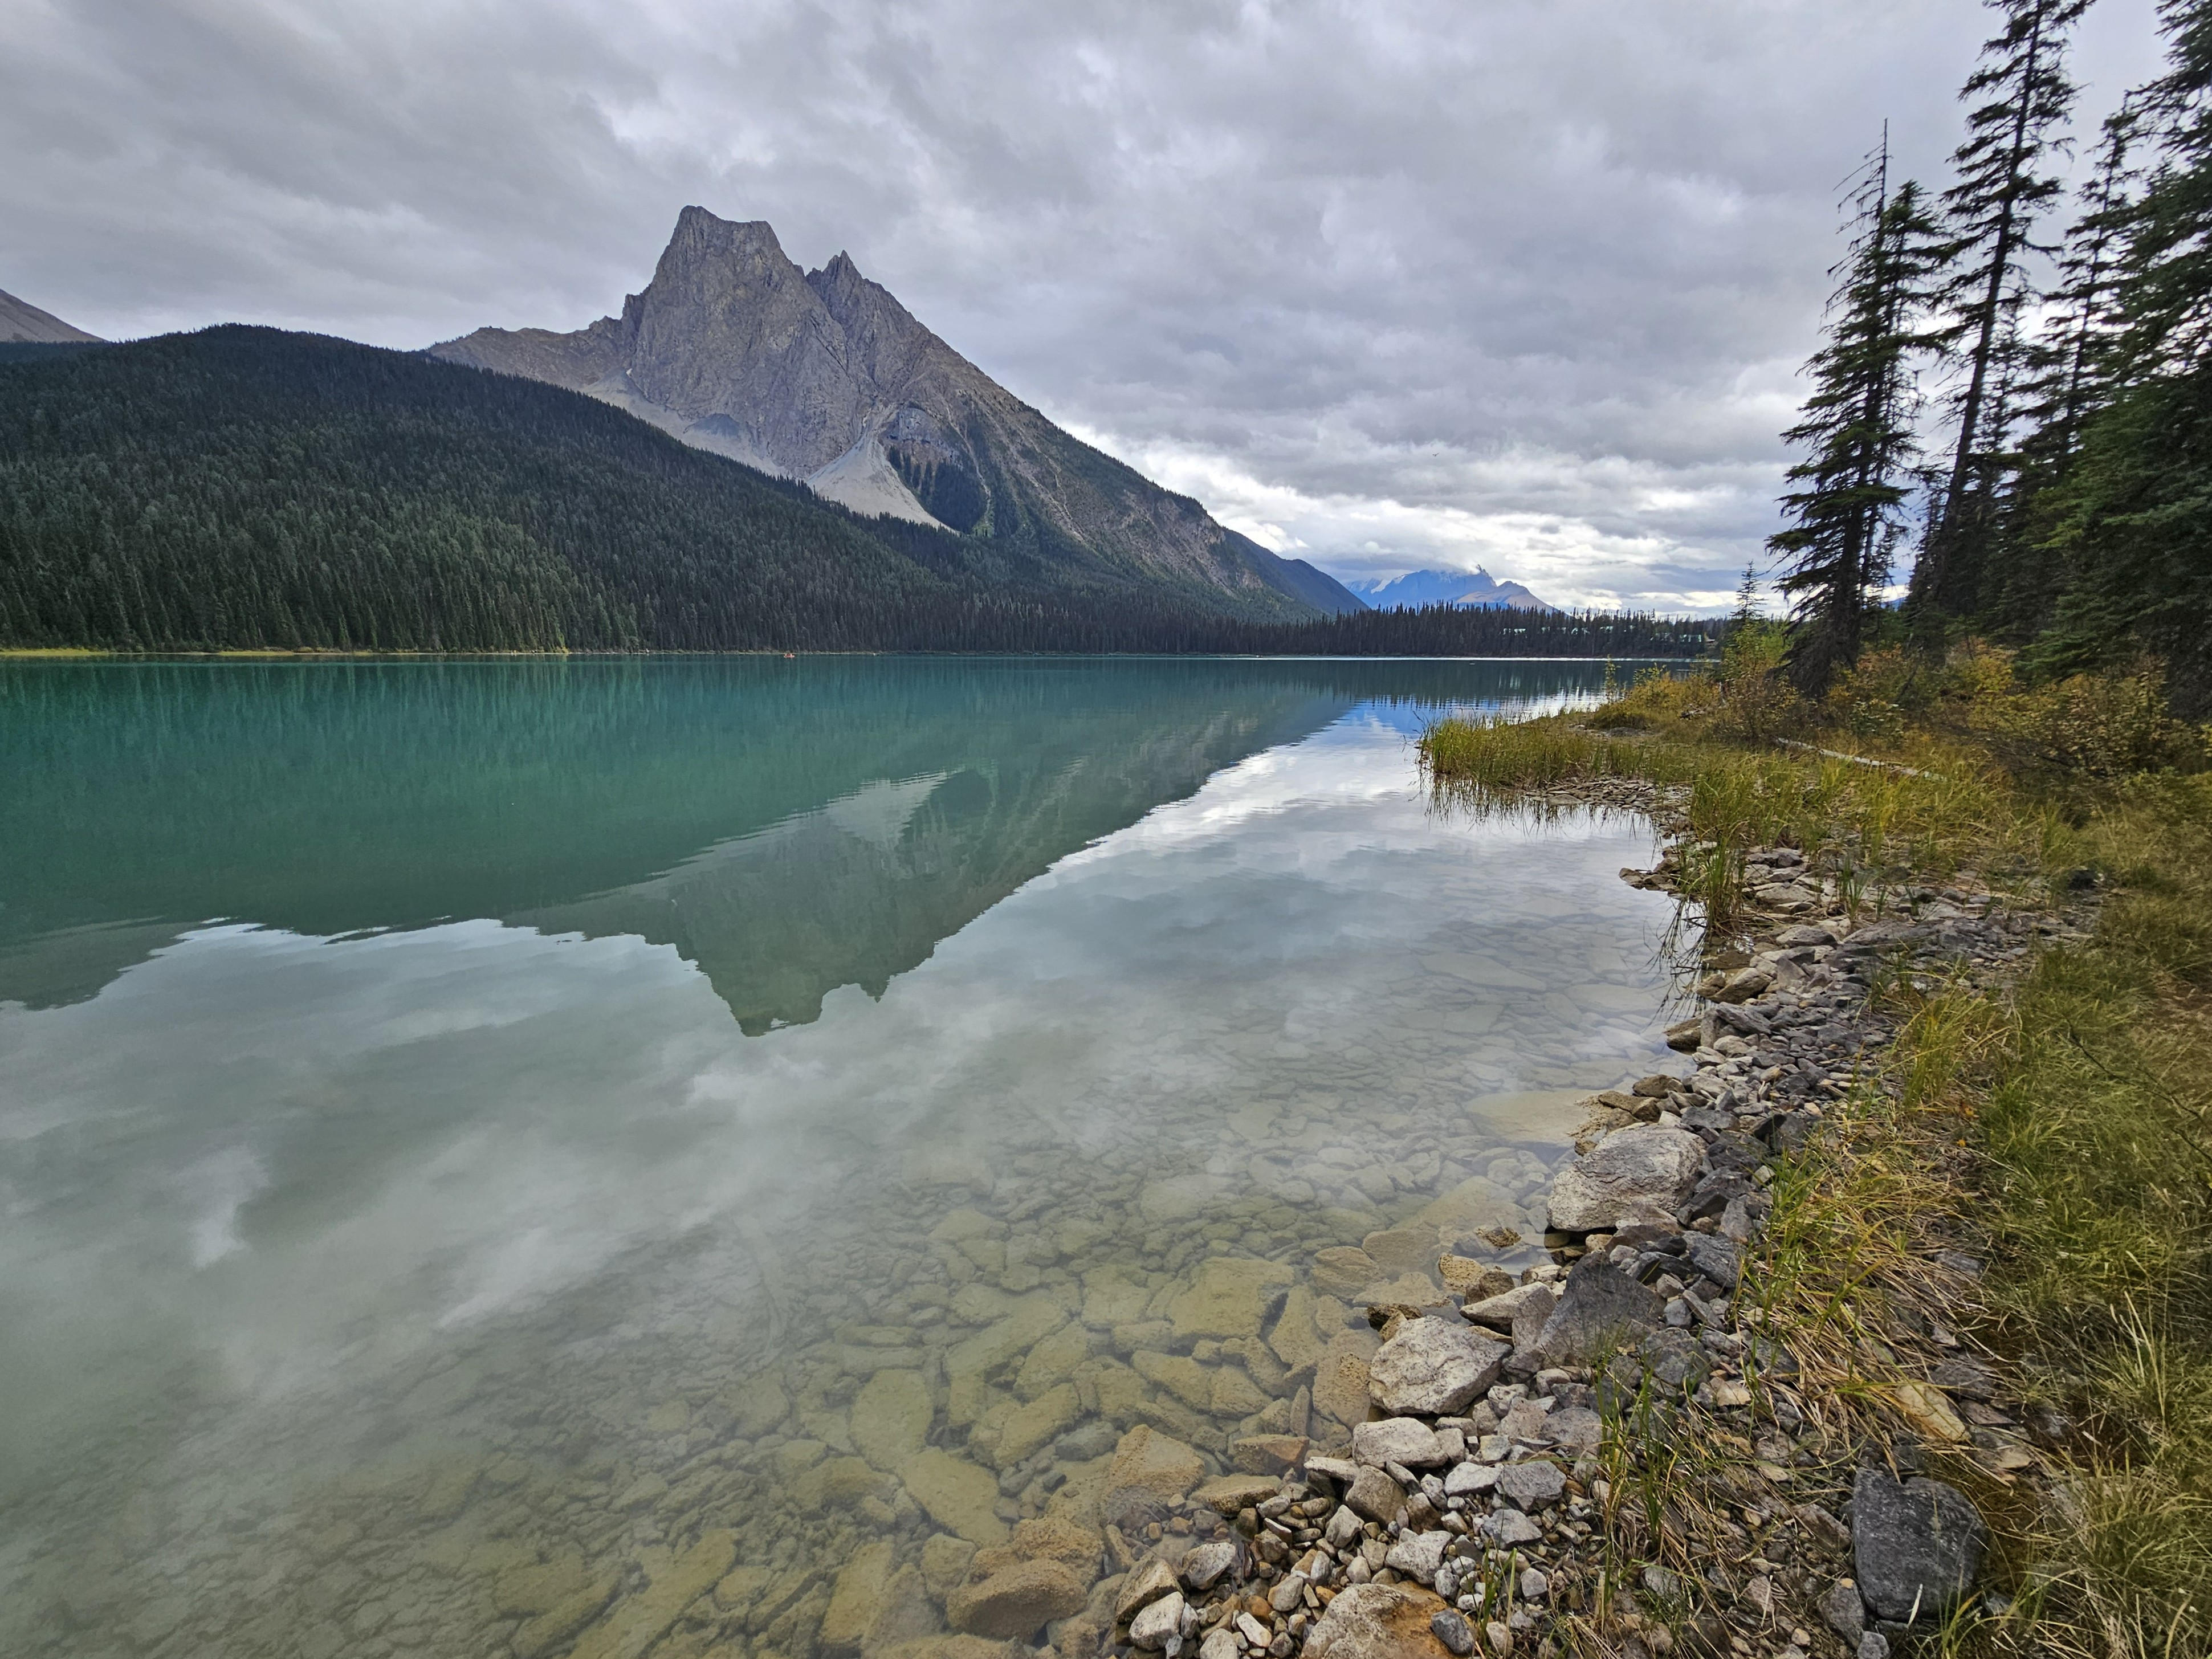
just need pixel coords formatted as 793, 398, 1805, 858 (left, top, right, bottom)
1421, 648, 2210, 1657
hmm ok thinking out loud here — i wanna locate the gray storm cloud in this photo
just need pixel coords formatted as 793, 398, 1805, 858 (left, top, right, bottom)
0, 0, 2165, 610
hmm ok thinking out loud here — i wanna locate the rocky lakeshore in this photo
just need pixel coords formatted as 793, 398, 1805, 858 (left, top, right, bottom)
1, 804, 2065, 1659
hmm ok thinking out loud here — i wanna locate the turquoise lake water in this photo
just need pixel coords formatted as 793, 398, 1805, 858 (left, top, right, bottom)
0, 657, 1683, 1659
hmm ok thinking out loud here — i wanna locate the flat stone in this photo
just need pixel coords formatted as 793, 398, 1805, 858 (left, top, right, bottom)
850, 1371, 935, 1473
569, 1531, 736, 1659
1169, 1257, 1297, 1340
1683, 1233, 1742, 1291
1438, 1257, 1515, 1303
1303, 1582, 1456, 1659
1546, 1126, 1707, 1232
1193, 1474, 1280, 1515
1851, 1469, 1986, 1624
1495, 1460, 1566, 1512
820, 1541, 898, 1654
1115, 1558, 1182, 1622
920, 1536, 977, 1600
1133, 1350, 1216, 1411
1314, 1328, 1383, 1428
1268, 1283, 1331, 1373
1486, 1509, 1542, 1547
996, 1384, 1081, 1466
1345, 1465, 1406, 1523
1182, 1540, 1241, 1592
1819, 1579, 1865, 1643
1127, 1591, 1186, 1650
1231, 1434, 1308, 1475
1640, 1327, 1711, 1393
1530, 1254, 1667, 1365
1102, 1425, 1203, 1532
1459, 1283, 1557, 1334
1442, 1462, 1497, 1497
1368, 1318, 1508, 1417
1383, 1531, 1451, 1583
1314, 1247, 1382, 1297
1544, 1407, 1603, 1454
902, 1450, 1011, 1546
1354, 1418, 1447, 1468
1363, 1228, 1440, 1277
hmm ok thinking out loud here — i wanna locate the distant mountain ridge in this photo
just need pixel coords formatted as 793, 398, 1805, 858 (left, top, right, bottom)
1345, 567, 1558, 612
433, 207, 1363, 619
0, 288, 101, 345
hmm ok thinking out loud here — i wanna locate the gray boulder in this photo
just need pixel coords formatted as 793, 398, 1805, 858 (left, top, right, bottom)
1495, 1460, 1566, 1511
1303, 1583, 1457, 1659
1345, 1465, 1405, 1523
1368, 1317, 1508, 1416
1546, 1126, 1708, 1231
1354, 1417, 1448, 1468
1851, 1468, 1986, 1623
1531, 1255, 1667, 1365
1683, 1233, 1742, 1291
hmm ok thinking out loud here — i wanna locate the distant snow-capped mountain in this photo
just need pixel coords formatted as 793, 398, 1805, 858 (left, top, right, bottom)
1342, 568, 1558, 612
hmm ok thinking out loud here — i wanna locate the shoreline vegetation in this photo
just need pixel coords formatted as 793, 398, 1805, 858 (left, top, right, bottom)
1408, 645, 2209, 1659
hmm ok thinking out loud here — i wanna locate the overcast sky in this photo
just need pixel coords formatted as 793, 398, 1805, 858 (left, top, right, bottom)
1, 0, 2171, 611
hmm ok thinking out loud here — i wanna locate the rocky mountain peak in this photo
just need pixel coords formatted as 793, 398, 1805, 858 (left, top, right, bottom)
428, 210, 1366, 617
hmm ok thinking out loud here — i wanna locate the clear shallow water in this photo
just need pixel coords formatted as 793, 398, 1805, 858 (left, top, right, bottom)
0, 657, 1679, 1659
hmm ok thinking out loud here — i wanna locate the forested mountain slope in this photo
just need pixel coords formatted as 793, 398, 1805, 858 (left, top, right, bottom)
0, 328, 1339, 653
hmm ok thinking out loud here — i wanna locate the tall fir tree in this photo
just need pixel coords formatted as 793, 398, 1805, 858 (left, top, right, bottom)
1986, 97, 2145, 635
1770, 143, 1941, 696
2032, 0, 2212, 707
1912, 0, 2091, 624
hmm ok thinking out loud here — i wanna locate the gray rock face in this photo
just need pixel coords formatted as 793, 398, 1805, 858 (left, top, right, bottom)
431, 208, 1353, 617
0, 288, 101, 344
1546, 1126, 1708, 1231
1531, 1256, 1668, 1365
1851, 1468, 1987, 1623
1368, 1318, 1507, 1416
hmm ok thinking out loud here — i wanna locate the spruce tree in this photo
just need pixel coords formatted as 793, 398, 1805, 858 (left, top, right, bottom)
1770, 145, 1941, 696
2031, 0, 2212, 707
1912, 0, 2091, 623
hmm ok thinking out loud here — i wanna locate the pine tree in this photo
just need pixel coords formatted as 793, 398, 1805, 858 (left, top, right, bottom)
1770, 143, 1941, 696
1913, 0, 2092, 623
2030, 0, 2212, 707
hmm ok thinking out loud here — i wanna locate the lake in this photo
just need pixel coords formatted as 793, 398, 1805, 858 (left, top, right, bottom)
0, 656, 1681, 1659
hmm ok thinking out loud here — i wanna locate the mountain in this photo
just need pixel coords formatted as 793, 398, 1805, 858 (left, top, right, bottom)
431, 207, 1364, 618
0, 326, 1167, 652
1345, 567, 1559, 612
0, 288, 101, 345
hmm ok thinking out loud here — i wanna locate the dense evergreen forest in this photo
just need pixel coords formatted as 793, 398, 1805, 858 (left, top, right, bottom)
1770, 0, 2212, 714
0, 328, 1712, 658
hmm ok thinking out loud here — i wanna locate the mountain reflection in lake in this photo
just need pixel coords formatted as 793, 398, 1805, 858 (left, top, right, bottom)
0, 657, 1677, 1659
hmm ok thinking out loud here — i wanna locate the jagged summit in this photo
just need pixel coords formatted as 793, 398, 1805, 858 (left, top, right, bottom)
431, 208, 1364, 617
1, 288, 101, 345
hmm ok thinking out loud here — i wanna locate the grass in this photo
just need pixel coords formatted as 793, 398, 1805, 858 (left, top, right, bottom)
1422, 649, 2212, 1658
